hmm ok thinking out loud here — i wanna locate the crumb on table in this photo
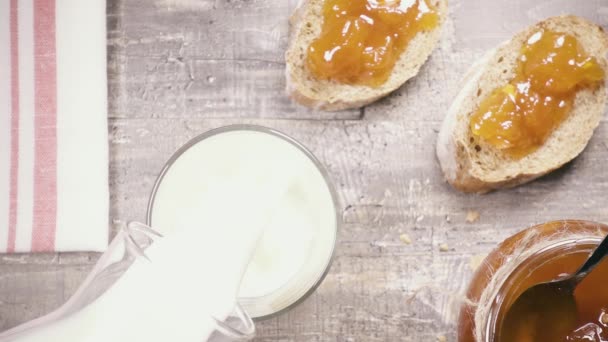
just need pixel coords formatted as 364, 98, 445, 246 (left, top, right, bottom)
437, 335, 447, 342
469, 253, 487, 271
399, 233, 412, 245
466, 210, 480, 223
439, 243, 449, 252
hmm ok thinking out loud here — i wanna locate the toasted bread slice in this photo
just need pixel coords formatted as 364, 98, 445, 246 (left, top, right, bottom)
285, 0, 447, 111
437, 16, 608, 193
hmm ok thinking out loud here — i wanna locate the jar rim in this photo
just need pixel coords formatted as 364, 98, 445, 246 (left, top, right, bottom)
483, 236, 603, 342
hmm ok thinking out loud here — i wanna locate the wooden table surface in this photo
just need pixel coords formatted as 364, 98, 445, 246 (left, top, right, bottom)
2, 0, 608, 341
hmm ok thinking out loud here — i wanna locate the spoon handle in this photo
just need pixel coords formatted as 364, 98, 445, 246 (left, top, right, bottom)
574, 234, 608, 282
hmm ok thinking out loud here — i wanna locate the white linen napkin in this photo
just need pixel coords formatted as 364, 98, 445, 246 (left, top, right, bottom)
0, 0, 108, 253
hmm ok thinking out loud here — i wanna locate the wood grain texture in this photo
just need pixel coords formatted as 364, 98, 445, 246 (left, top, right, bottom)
2, 0, 608, 341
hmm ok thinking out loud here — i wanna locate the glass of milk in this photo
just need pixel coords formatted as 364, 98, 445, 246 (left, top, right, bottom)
148, 125, 340, 319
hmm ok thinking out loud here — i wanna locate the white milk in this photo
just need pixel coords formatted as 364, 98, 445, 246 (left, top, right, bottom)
151, 129, 337, 316
3, 133, 300, 342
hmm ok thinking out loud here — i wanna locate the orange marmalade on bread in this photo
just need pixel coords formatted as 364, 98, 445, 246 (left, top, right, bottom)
306, 0, 439, 87
470, 30, 605, 158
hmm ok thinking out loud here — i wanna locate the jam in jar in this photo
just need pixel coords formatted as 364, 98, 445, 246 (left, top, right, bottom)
459, 220, 608, 342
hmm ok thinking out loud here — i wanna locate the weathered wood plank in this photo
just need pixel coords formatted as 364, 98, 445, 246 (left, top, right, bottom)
2, 0, 608, 340
0, 254, 96, 332
107, 0, 361, 120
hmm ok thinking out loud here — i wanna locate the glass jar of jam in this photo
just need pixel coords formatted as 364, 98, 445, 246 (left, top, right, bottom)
458, 220, 608, 342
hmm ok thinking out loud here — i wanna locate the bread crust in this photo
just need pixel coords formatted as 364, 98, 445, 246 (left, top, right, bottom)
437, 16, 608, 193
285, 0, 447, 111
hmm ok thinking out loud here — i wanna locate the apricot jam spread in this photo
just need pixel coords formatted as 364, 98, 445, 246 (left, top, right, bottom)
470, 30, 605, 158
306, 0, 439, 87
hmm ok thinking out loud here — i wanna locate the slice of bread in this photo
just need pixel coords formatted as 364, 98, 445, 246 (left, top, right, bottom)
285, 0, 447, 111
437, 16, 608, 193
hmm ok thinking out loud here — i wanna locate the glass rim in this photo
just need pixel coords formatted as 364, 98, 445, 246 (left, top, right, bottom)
145, 124, 341, 321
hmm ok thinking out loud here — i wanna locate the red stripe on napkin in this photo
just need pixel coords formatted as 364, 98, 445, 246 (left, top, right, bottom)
31, 0, 57, 252
7, 0, 20, 254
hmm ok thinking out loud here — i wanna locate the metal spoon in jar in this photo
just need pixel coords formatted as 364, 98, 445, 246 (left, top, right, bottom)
497, 234, 608, 342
